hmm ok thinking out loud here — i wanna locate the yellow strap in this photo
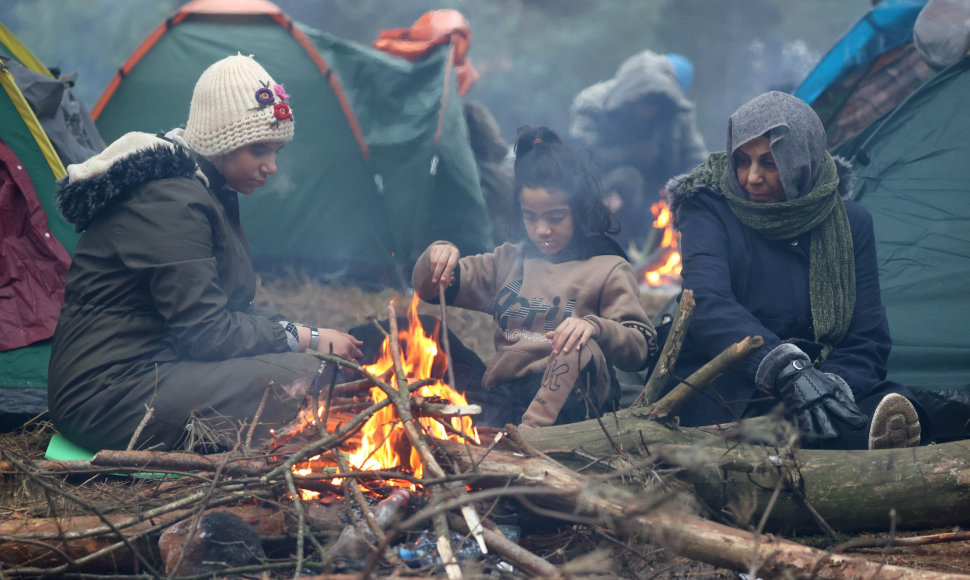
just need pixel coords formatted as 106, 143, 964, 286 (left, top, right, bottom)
0, 67, 65, 179
0, 22, 53, 78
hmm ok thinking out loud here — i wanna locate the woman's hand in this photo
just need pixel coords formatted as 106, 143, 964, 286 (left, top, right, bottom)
318, 329, 364, 361
428, 242, 460, 286
546, 318, 595, 356
300, 327, 363, 361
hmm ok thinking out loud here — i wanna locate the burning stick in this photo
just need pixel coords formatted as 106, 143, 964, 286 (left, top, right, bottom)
413, 397, 481, 419
384, 302, 463, 579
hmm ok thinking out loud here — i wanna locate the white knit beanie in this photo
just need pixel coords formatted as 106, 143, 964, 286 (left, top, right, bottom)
183, 54, 294, 158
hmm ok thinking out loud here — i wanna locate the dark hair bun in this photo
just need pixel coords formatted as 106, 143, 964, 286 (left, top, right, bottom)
513, 125, 562, 159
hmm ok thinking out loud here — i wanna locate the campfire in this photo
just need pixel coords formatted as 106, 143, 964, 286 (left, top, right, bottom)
640, 199, 682, 287
289, 295, 480, 497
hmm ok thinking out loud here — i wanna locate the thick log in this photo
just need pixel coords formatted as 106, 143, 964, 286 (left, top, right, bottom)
0, 505, 286, 571
521, 409, 970, 533
678, 440, 970, 533
439, 441, 970, 580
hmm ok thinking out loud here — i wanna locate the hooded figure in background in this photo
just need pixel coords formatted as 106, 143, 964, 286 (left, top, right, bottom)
666, 91, 927, 450
463, 101, 514, 245
570, 50, 707, 250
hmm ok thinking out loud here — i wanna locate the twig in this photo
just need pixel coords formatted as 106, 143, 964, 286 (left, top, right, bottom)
649, 335, 765, 419
447, 512, 563, 578
319, 344, 338, 433
834, 529, 970, 552
748, 458, 788, 580
246, 382, 273, 449
90, 450, 271, 477
636, 289, 695, 406
574, 373, 623, 455
127, 404, 155, 451
283, 470, 306, 579
439, 282, 457, 389
505, 424, 553, 461
385, 302, 462, 580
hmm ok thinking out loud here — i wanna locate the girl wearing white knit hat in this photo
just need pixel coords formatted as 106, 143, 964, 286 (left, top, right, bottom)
48, 54, 362, 453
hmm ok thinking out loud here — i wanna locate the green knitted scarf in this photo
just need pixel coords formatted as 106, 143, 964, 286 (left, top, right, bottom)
673, 152, 855, 362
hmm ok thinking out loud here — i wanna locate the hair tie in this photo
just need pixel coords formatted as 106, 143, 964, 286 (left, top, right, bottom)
533, 138, 543, 145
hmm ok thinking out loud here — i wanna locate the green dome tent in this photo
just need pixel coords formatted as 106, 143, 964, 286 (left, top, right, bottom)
842, 55, 970, 392
92, 0, 493, 286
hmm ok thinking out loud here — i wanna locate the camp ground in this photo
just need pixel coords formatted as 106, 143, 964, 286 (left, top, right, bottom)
4, 1, 970, 577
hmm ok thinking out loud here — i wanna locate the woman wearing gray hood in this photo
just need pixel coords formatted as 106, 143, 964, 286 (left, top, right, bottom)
665, 91, 923, 450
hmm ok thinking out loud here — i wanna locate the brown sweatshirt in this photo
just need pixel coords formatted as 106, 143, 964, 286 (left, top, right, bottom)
413, 240, 658, 388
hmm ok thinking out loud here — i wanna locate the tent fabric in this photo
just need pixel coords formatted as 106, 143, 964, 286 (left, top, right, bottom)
0, 21, 51, 78
817, 43, 933, 150
847, 56, 970, 391
0, 138, 71, 351
6, 60, 104, 166
794, 0, 929, 106
0, 42, 85, 390
93, 0, 492, 285
373, 9, 479, 97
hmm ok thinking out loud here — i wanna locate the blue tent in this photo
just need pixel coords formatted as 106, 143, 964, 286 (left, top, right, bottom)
794, 0, 928, 105
794, 0, 934, 150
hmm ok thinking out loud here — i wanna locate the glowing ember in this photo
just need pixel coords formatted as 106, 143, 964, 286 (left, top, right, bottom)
642, 200, 682, 287
293, 295, 479, 493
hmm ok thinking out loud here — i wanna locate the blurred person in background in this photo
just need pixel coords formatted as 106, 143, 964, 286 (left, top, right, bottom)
570, 50, 707, 252
463, 101, 515, 245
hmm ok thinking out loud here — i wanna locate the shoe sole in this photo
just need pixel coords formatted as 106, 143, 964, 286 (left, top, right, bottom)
868, 393, 921, 450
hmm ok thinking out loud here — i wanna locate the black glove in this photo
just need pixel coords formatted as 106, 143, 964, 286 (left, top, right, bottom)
756, 344, 868, 440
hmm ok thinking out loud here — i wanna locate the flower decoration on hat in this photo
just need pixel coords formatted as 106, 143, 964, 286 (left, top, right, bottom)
255, 86, 275, 106
251, 80, 293, 127
273, 83, 289, 101
274, 103, 293, 122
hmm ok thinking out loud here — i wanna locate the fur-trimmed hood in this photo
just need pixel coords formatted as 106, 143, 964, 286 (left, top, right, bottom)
56, 132, 203, 232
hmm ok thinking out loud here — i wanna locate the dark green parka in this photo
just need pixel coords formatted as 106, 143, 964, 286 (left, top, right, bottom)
49, 132, 319, 451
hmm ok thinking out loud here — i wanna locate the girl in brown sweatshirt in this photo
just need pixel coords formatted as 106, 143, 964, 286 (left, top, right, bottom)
413, 126, 658, 428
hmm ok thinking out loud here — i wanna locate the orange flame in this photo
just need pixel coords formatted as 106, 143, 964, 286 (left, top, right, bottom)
292, 295, 479, 493
642, 200, 682, 287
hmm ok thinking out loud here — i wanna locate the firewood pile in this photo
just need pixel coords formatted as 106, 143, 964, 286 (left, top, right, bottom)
3, 293, 970, 578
